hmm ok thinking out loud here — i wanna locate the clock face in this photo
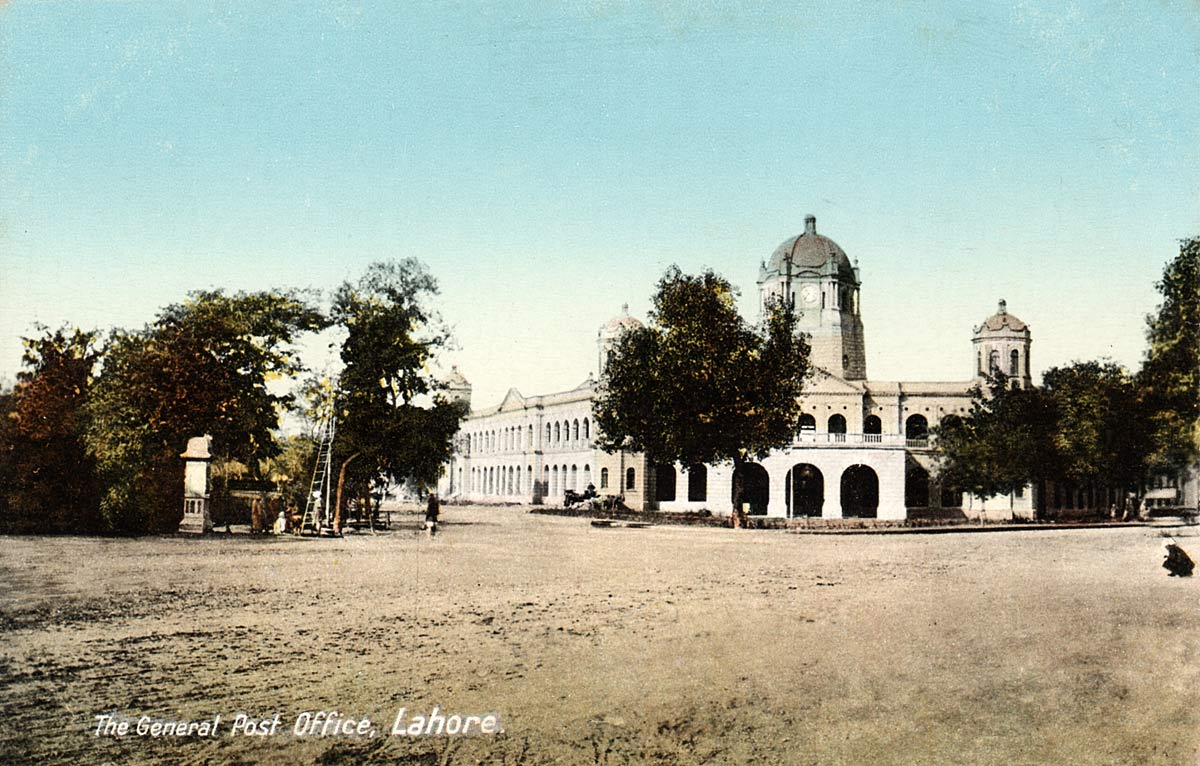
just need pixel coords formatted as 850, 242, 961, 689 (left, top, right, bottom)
800, 285, 819, 305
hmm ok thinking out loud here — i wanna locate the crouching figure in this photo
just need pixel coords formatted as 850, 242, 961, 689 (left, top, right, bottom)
1163, 540, 1195, 577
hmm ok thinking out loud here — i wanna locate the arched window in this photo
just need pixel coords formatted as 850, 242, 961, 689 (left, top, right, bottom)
551, 466, 559, 497
863, 415, 882, 435
687, 464, 707, 502
545, 423, 551, 444
582, 418, 590, 440
572, 419, 579, 441
1010, 349, 1020, 376
583, 464, 592, 488
600, 467, 609, 489
528, 424, 534, 448
989, 350, 1000, 373
827, 414, 847, 434
625, 467, 636, 490
905, 414, 928, 440
570, 464, 578, 491
798, 414, 816, 431
978, 352, 983, 374
554, 423, 560, 443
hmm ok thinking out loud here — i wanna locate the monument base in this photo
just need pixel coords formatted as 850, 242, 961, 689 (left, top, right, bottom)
179, 497, 212, 534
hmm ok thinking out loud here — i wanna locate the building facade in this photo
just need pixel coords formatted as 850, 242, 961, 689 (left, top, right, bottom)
440, 216, 1046, 521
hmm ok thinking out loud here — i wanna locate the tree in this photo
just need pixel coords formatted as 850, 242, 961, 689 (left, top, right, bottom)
936, 364, 1152, 518
329, 260, 467, 532
84, 290, 326, 534
592, 266, 810, 525
1140, 237, 1200, 470
0, 326, 103, 533
934, 374, 1058, 517
1043, 361, 1152, 507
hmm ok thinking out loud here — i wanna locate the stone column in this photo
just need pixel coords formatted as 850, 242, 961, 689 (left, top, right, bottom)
179, 435, 213, 534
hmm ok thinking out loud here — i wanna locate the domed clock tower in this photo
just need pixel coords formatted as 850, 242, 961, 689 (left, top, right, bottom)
757, 215, 866, 380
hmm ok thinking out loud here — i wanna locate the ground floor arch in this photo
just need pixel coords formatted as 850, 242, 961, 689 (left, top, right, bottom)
733, 462, 770, 515
905, 462, 930, 508
785, 463, 824, 517
841, 464, 879, 518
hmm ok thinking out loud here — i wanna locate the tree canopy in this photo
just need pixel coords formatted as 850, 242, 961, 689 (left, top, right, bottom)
84, 290, 326, 533
328, 260, 467, 530
934, 375, 1058, 509
936, 362, 1154, 515
0, 326, 104, 533
592, 266, 810, 521
1140, 236, 1200, 469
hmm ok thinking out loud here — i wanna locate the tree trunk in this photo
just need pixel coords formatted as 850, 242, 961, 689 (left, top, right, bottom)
333, 453, 360, 535
730, 454, 746, 529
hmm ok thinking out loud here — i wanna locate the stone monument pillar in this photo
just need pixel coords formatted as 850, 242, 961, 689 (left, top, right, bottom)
179, 435, 213, 534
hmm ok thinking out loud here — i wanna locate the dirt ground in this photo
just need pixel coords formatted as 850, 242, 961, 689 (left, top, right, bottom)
1, 506, 1198, 766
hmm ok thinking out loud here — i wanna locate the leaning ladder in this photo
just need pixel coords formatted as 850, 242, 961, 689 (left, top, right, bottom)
299, 414, 336, 535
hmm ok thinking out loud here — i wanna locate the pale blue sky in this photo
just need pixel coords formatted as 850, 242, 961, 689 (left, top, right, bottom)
2, 1, 1197, 407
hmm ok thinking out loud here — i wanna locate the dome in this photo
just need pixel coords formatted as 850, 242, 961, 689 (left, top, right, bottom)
443, 365, 471, 388
599, 303, 644, 337
976, 299, 1028, 334
765, 215, 856, 281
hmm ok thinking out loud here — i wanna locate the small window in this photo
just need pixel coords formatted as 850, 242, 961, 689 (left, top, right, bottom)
600, 467, 609, 489
1010, 349, 1020, 376
625, 467, 636, 490
798, 414, 816, 431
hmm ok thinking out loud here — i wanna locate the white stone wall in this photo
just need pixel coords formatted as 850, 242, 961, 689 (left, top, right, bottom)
656, 443, 909, 520
964, 488, 1037, 521
452, 393, 600, 505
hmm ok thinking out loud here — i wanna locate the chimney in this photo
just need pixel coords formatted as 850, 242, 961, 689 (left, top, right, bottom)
804, 214, 816, 235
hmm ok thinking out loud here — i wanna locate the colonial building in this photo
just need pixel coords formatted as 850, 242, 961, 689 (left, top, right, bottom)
440, 216, 1046, 521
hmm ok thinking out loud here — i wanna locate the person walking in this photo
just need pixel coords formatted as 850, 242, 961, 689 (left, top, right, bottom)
424, 492, 440, 534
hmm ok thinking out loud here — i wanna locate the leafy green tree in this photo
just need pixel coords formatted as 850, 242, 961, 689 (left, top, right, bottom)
592, 267, 810, 525
261, 433, 319, 521
329, 260, 467, 532
934, 374, 1058, 517
1140, 237, 1200, 469
1043, 361, 1152, 505
85, 290, 326, 533
937, 363, 1151, 517
0, 326, 103, 533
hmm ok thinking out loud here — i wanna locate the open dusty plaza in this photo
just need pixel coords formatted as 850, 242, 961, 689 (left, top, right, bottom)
2, 505, 1199, 766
